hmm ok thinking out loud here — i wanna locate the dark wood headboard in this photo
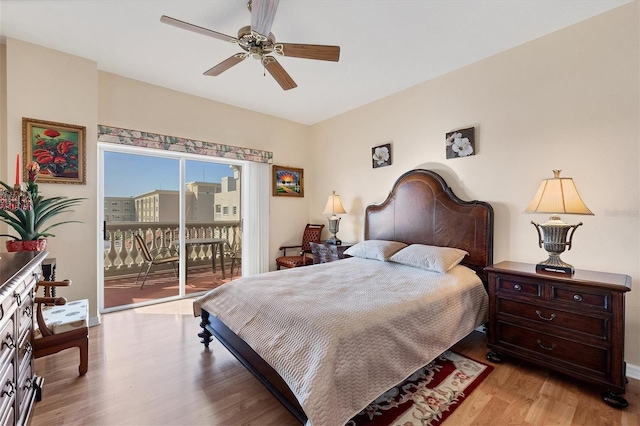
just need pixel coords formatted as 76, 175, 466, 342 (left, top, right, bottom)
365, 169, 494, 284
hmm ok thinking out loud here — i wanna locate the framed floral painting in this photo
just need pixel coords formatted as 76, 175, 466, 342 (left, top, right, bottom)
446, 127, 475, 159
22, 117, 86, 184
372, 143, 391, 168
273, 165, 304, 197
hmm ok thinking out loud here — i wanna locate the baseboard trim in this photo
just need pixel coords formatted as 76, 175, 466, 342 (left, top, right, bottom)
627, 362, 640, 380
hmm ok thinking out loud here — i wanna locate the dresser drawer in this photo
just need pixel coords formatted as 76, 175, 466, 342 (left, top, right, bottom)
0, 362, 15, 426
498, 322, 608, 374
0, 319, 15, 371
495, 275, 542, 299
0, 406, 14, 426
16, 360, 34, 420
497, 298, 608, 340
16, 331, 32, 380
16, 296, 33, 345
551, 285, 611, 311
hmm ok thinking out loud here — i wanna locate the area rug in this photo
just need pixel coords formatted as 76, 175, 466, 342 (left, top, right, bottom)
347, 350, 493, 426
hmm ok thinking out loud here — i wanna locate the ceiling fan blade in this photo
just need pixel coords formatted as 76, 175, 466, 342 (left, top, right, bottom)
274, 43, 340, 62
160, 15, 237, 43
204, 54, 248, 76
250, 0, 279, 38
262, 56, 297, 90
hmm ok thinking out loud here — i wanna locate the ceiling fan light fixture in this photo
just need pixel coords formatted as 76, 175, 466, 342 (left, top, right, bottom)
161, 0, 339, 90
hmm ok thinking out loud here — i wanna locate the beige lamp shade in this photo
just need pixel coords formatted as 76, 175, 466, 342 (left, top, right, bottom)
323, 191, 347, 216
525, 170, 593, 215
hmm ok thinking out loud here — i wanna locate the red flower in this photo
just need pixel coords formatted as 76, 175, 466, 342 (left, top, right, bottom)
36, 139, 46, 146
36, 153, 54, 164
53, 156, 67, 165
57, 142, 70, 154
43, 129, 60, 138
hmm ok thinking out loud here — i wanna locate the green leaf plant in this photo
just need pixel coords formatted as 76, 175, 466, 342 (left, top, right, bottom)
0, 161, 84, 241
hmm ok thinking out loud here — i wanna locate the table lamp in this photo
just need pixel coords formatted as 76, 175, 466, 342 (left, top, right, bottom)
323, 190, 346, 245
525, 170, 593, 274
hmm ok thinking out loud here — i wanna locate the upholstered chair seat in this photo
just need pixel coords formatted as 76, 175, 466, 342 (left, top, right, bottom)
33, 299, 89, 339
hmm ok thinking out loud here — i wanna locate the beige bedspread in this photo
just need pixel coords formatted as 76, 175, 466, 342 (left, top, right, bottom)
193, 257, 488, 426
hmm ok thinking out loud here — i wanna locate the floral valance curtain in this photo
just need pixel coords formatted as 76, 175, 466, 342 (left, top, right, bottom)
97, 125, 273, 164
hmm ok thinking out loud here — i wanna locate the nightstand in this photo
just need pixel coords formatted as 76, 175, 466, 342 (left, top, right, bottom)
485, 261, 631, 407
309, 241, 354, 264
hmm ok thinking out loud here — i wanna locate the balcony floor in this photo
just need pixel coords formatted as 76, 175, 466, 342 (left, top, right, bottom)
104, 266, 239, 309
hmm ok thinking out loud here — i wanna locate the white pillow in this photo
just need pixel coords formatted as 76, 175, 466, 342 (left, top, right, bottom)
343, 240, 407, 261
388, 244, 468, 273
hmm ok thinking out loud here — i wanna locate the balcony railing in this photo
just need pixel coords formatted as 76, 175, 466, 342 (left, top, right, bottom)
104, 221, 241, 278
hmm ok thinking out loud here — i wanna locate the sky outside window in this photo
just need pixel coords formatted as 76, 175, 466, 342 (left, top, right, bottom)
104, 152, 235, 197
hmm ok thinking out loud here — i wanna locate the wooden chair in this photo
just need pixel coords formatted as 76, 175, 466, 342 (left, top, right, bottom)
227, 234, 242, 280
134, 232, 179, 289
276, 224, 324, 270
33, 279, 89, 376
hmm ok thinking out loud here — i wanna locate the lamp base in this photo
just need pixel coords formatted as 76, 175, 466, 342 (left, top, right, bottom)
325, 236, 342, 245
531, 219, 580, 275
535, 254, 574, 274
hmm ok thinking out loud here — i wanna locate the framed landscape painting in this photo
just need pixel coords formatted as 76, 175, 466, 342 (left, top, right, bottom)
273, 165, 304, 197
22, 117, 86, 184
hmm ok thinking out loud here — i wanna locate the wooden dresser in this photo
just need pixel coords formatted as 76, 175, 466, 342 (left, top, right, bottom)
0, 251, 46, 426
309, 241, 354, 264
485, 261, 631, 406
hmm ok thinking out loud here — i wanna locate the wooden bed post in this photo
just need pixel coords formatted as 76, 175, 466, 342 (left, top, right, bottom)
198, 310, 213, 347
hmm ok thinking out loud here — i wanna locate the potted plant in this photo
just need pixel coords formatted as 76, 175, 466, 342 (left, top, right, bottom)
0, 161, 84, 251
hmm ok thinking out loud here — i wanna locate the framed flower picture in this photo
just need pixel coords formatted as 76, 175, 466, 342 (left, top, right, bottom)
272, 165, 304, 197
22, 117, 86, 184
372, 143, 392, 168
446, 127, 475, 159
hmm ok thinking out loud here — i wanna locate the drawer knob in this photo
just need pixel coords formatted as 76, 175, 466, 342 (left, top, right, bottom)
535, 310, 557, 321
573, 294, 583, 302
2, 335, 15, 350
513, 284, 522, 291
2, 380, 14, 398
536, 339, 557, 351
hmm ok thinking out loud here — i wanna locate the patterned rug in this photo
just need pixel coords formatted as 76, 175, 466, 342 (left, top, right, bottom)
347, 350, 493, 426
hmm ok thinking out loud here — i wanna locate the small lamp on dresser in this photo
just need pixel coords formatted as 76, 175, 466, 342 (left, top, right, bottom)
525, 170, 593, 274
323, 190, 347, 245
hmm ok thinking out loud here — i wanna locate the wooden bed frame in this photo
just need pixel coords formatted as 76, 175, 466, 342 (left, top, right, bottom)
197, 169, 494, 423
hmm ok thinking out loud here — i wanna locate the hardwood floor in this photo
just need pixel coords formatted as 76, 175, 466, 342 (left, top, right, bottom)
31, 299, 639, 425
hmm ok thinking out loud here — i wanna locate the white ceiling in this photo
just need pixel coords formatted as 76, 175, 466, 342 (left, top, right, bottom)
0, 0, 631, 125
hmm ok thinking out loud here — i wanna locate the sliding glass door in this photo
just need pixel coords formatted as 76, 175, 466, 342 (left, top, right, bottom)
100, 147, 242, 312
182, 160, 242, 295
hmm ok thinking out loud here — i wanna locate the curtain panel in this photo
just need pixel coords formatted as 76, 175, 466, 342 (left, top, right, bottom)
97, 125, 273, 164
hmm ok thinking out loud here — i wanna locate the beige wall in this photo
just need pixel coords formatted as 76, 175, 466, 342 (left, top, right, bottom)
4, 38, 99, 321
309, 3, 640, 366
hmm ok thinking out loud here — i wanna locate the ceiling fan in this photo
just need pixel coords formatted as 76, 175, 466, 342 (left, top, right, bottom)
160, 0, 340, 90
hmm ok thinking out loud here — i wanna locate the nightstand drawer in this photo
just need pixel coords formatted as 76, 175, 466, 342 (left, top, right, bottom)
551, 285, 610, 311
498, 322, 608, 374
495, 276, 542, 299
497, 298, 608, 340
